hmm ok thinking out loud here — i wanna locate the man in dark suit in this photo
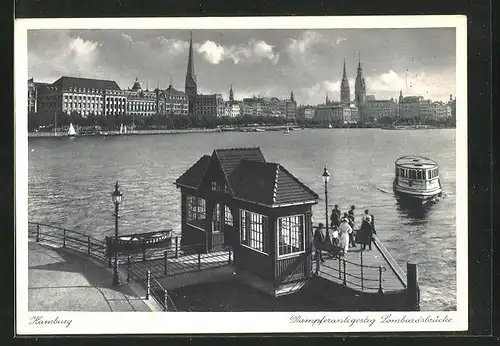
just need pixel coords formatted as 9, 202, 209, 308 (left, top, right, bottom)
313, 223, 326, 263
348, 205, 356, 248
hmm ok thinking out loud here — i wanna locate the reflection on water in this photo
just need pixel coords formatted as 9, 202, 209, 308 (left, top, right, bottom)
27, 128, 457, 311
396, 197, 433, 222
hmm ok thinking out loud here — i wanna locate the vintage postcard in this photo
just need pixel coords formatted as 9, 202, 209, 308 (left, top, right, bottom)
15, 15, 467, 334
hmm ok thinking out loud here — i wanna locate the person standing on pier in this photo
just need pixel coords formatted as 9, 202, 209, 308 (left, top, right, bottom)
330, 205, 341, 246
359, 215, 373, 251
313, 223, 326, 263
338, 217, 352, 255
348, 205, 356, 248
364, 209, 376, 235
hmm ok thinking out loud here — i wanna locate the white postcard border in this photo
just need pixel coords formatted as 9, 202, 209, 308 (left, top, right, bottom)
15, 15, 468, 334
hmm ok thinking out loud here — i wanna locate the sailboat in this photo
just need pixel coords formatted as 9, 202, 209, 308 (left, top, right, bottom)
67, 123, 76, 137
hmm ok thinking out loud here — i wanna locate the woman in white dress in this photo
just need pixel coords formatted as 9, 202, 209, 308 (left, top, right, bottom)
338, 217, 352, 255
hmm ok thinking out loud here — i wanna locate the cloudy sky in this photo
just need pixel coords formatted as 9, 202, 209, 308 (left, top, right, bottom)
28, 28, 456, 105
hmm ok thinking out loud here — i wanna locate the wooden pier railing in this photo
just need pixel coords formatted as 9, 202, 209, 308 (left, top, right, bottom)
28, 221, 176, 311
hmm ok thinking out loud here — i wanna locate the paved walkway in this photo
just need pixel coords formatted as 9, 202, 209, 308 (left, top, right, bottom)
28, 241, 156, 312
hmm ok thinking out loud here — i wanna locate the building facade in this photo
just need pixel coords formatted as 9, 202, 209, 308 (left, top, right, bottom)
123, 79, 157, 118
225, 101, 241, 117
432, 101, 452, 119
157, 84, 189, 115
365, 99, 397, 122
36, 76, 125, 117
195, 94, 225, 117
242, 97, 264, 117
28, 78, 37, 114
398, 95, 434, 120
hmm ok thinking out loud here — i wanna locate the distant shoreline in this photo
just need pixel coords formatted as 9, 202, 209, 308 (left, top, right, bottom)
28, 125, 455, 138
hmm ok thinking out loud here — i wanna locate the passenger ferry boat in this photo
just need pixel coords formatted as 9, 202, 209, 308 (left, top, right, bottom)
393, 155, 443, 203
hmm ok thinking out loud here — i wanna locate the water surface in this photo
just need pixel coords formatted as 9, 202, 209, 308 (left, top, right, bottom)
28, 128, 456, 310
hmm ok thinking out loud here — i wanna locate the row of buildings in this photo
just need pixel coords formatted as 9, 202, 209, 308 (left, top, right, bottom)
28, 33, 297, 120
28, 33, 453, 125
28, 76, 297, 120
296, 55, 456, 124
298, 92, 456, 124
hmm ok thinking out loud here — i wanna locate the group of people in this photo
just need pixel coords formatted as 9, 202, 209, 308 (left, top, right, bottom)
313, 205, 376, 262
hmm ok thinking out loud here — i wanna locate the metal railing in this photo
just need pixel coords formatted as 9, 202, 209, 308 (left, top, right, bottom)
125, 244, 232, 279
28, 221, 108, 264
28, 221, 176, 311
314, 251, 386, 293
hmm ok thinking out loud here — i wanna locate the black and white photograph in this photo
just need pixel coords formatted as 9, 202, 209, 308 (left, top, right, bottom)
15, 16, 468, 334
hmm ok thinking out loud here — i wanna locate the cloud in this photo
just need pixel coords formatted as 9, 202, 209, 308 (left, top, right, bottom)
365, 69, 455, 101
197, 40, 226, 64
336, 37, 347, 44
28, 34, 100, 81
196, 39, 279, 65
286, 31, 324, 55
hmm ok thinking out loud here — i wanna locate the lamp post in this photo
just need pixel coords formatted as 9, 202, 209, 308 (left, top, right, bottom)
111, 182, 123, 286
322, 166, 330, 242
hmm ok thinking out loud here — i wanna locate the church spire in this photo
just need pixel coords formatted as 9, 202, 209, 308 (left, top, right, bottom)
355, 50, 366, 107
290, 90, 294, 102
185, 31, 198, 114
229, 84, 234, 101
340, 58, 350, 103
186, 31, 196, 82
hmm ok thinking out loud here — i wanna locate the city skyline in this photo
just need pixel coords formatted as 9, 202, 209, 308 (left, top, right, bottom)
28, 28, 456, 105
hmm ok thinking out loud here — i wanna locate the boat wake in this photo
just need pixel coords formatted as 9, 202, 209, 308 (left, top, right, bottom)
365, 183, 391, 194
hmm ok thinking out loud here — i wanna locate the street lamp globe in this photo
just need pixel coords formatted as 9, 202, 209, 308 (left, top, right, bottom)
322, 167, 330, 184
111, 182, 123, 205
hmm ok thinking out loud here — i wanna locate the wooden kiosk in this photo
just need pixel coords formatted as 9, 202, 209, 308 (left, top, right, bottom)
175, 148, 319, 296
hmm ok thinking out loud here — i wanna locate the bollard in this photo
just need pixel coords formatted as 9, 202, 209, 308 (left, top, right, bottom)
126, 256, 131, 283
36, 223, 40, 242
63, 229, 66, 248
338, 258, 341, 279
146, 270, 151, 300
87, 237, 91, 256
197, 252, 201, 270
407, 263, 420, 310
360, 248, 364, 291
343, 259, 346, 285
164, 289, 168, 312
378, 266, 384, 294
164, 250, 168, 275
175, 237, 179, 258
315, 250, 320, 274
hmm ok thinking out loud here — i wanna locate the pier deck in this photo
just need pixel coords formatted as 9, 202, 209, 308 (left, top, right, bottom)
314, 239, 407, 293
127, 250, 231, 280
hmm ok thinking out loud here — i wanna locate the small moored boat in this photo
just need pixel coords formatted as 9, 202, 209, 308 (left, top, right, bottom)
105, 229, 172, 254
393, 155, 443, 203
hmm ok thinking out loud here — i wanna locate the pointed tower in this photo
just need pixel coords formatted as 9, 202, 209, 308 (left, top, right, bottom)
340, 58, 350, 103
229, 84, 234, 101
399, 90, 404, 103
325, 93, 330, 105
185, 31, 197, 114
290, 90, 295, 102
355, 51, 366, 107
